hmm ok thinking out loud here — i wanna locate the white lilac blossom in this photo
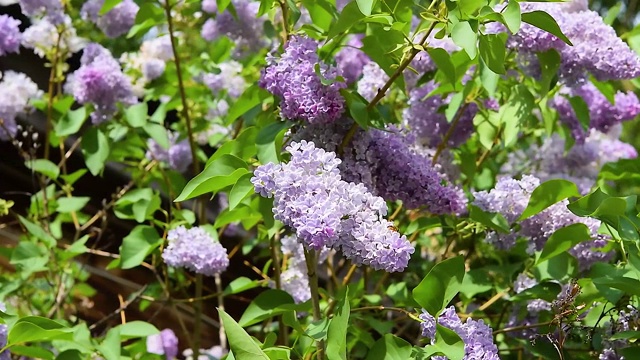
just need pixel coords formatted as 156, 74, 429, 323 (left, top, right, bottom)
357, 62, 388, 102
81, 0, 139, 38
71, 43, 137, 124
183, 346, 227, 360
21, 16, 85, 58
492, 2, 640, 83
473, 175, 613, 270
551, 83, 640, 143
146, 131, 193, 172
502, 128, 637, 194
419, 307, 500, 360
403, 80, 478, 148
259, 35, 347, 124
0, 71, 43, 140
120, 35, 173, 95
335, 35, 370, 84
294, 121, 468, 214
146, 329, 179, 359
19, 0, 65, 24
0, 15, 21, 56
200, 0, 266, 56
202, 61, 246, 98
251, 141, 414, 272
162, 226, 229, 276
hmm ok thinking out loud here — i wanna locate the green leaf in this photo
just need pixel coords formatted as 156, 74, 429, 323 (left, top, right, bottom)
143, 123, 170, 149
99, 0, 122, 15
592, 276, 640, 297
536, 50, 561, 94
469, 205, 510, 233
326, 288, 350, 360
10, 345, 54, 360
238, 289, 295, 327
519, 179, 581, 221
175, 155, 248, 202
537, 223, 591, 264
219, 309, 270, 360
478, 33, 507, 74
356, 0, 374, 15
567, 188, 637, 228
521, 11, 572, 46
54, 107, 87, 137
229, 173, 254, 210
502, 1, 521, 33
366, 334, 411, 360
451, 21, 477, 59
60, 169, 88, 186
119, 225, 162, 269
56, 197, 90, 213
427, 48, 457, 85
603, 2, 622, 25
419, 325, 465, 360
125, 103, 148, 128
19, 216, 57, 247
256, 121, 291, 165
96, 327, 120, 360
112, 321, 159, 339
115, 188, 161, 223
25, 159, 59, 179
223, 277, 261, 295
412, 256, 465, 315
8, 317, 72, 346
328, 1, 365, 39
81, 127, 110, 176
499, 85, 534, 147
226, 85, 271, 125
568, 96, 590, 130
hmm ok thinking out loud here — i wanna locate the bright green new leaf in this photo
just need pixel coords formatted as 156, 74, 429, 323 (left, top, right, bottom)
120, 225, 162, 269
125, 102, 148, 127
223, 277, 261, 295
469, 205, 510, 233
238, 289, 295, 327
568, 96, 591, 130
113, 321, 159, 339
55, 107, 87, 137
328, 1, 365, 39
365, 334, 411, 360
519, 179, 581, 220
256, 121, 291, 165
226, 85, 271, 125
19, 216, 57, 247
502, 0, 521, 33
229, 173, 255, 210
8, 317, 72, 346
56, 197, 90, 213
219, 309, 270, 360
451, 21, 477, 59
175, 154, 248, 201
99, 0, 122, 15
81, 127, 110, 176
427, 48, 457, 85
356, 0, 374, 15
412, 256, 465, 315
25, 159, 59, 180
326, 288, 350, 360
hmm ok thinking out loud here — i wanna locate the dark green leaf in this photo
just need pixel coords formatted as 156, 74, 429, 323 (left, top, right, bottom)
478, 33, 507, 74
412, 256, 465, 315
219, 309, 270, 360
365, 334, 412, 360
427, 48, 457, 85
238, 289, 296, 327
120, 225, 162, 269
469, 205, 510, 233
521, 11, 572, 46
519, 179, 580, 220
568, 96, 590, 130
537, 223, 591, 264
326, 288, 349, 360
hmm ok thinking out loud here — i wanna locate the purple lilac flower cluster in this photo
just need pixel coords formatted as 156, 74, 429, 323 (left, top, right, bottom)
81, 0, 139, 38
493, 2, 640, 83
0, 71, 43, 140
162, 226, 229, 276
551, 83, 640, 143
202, 61, 246, 99
259, 36, 347, 124
201, 0, 266, 57
146, 131, 193, 172
147, 329, 179, 359
335, 35, 370, 84
505, 274, 552, 339
419, 307, 499, 360
294, 121, 467, 214
251, 141, 414, 272
71, 43, 137, 124
405, 36, 458, 90
473, 175, 613, 270
357, 62, 388, 102
502, 128, 637, 194
19, 0, 65, 24
599, 306, 640, 360
0, 15, 21, 57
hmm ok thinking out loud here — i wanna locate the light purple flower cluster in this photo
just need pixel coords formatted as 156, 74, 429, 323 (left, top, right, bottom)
0, 15, 21, 57
598, 306, 640, 359
496, 3, 640, 83
202, 61, 246, 99
201, 0, 266, 56
162, 226, 229, 276
502, 129, 637, 194
81, 0, 139, 38
403, 80, 478, 148
473, 174, 613, 270
183, 346, 227, 360
146, 131, 193, 172
71, 43, 137, 124
551, 83, 640, 143
259, 35, 347, 124
294, 121, 468, 214
419, 307, 499, 360
335, 35, 370, 84
19, 0, 65, 24
251, 141, 414, 272
505, 274, 551, 339
147, 329, 179, 359
0, 71, 43, 140
21, 16, 85, 59
357, 62, 388, 102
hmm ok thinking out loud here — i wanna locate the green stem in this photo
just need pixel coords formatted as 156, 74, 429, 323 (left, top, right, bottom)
194, 274, 203, 359
304, 249, 324, 360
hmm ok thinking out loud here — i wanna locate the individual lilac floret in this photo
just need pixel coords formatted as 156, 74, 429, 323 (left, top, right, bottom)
251, 141, 414, 272
162, 226, 229, 276
551, 83, 640, 143
0, 15, 21, 57
147, 329, 179, 359
21, 16, 85, 59
294, 121, 467, 214
81, 0, 139, 38
335, 35, 370, 84
19, 0, 65, 25
146, 131, 193, 172
419, 307, 500, 360
71, 43, 137, 124
202, 61, 246, 98
259, 36, 347, 124
404, 81, 477, 148
200, 0, 266, 57
0, 71, 43, 140
497, 3, 640, 83
357, 62, 388, 102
